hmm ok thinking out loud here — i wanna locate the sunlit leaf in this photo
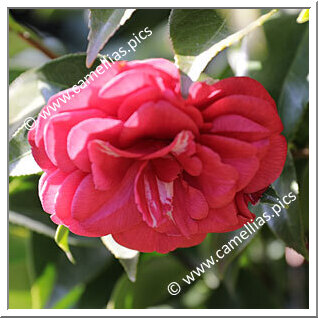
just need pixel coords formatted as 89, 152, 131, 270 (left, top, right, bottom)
9, 125, 42, 176
55, 225, 75, 264
297, 9, 309, 23
86, 9, 135, 67
101, 235, 139, 282
169, 9, 277, 80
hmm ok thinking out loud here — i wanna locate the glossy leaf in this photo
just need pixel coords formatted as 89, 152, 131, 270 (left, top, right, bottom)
55, 225, 75, 264
260, 186, 281, 206
108, 255, 187, 308
277, 26, 309, 140
258, 151, 308, 259
86, 9, 135, 67
169, 9, 277, 80
248, 14, 308, 106
199, 228, 257, 279
9, 125, 41, 177
101, 235, 139, 282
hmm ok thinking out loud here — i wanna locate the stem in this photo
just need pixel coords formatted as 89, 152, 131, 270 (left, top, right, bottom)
11, 27, 58, 59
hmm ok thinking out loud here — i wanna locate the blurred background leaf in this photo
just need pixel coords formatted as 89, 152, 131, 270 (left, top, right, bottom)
108, 255, 187, 308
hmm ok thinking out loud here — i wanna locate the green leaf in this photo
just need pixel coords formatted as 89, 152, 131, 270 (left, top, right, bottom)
248, 13, 308, 108
298, 162, 309, 237
55, 225, 75, 264
9, 69, 25, 84
108, 255, 188, 308
101, 235, 139, 282
9, 53, 100, 139
86, 9, 135, 67
297, 9, 309, 23
260, 186, 281, 205
52, 285, 85, 309
9, 225, 33, 309
277, 26, 308, 140
30, 232, 110, 308
169, 9, 277, 80
9, 125, 42, 177
258, 151, 308, 259
199, 228, 257, 279
30, 263, 56, 309
76, 259, 123, 308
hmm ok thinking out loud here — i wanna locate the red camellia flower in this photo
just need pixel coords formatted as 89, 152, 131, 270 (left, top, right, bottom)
28, 58, 287, 253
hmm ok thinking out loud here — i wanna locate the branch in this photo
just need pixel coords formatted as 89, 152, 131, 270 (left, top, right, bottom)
11, 27, 58, 59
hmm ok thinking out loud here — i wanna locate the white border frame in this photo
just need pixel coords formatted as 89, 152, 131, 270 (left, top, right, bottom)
3, 1, 316, 316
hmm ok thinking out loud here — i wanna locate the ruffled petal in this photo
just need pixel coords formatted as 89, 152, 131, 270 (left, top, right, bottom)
188, 77, 276, 110
113, 221, 206, 253
244, 135, 287, 193
200, 135, 259, 190
43, 109, 104, 172
151, 157, 181, 182
28, 128, 55, 171
39, 169, 68, 214
117, 86, 162, 120
126, 58, 180, 82
119, 101, 199, 147
69, 163, 142, 236
35, 87, 96, 147
53, 169, 87, 225
188, 145, 239, 208
88, 139, 134, 191
203, 95, 283, 135
197, 193, 255, 233
98, 69, 158, 115
209, 114, 271, 142
67, 118, 122, 172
